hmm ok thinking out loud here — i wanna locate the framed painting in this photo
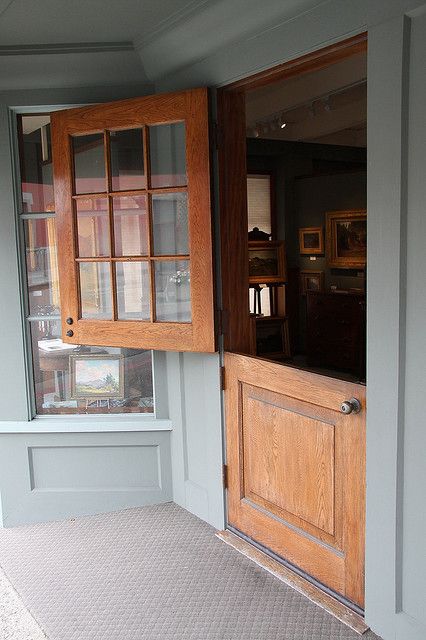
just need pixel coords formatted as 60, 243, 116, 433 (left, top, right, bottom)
255, 317, 290, 358
248, 241, 286, 284
70, 353, 124, 399
299, 227, 324, 255
326, 209, 367, 269
300, 270, 325, 295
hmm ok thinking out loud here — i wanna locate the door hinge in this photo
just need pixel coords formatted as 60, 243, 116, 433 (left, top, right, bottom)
222, 464, 228, 489
212, 121, 223, 150
220, 365, 226, 391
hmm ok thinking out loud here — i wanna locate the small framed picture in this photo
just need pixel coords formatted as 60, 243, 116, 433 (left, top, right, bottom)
326, 209, 367, 269
248, 241, 286, 284
300, 270, 325, 295
256, 317, 289, 358
299, 227, 324, 255
69, 353, 124, 399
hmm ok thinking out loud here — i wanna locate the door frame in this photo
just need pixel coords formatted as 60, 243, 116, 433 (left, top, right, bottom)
216, 31, 368, 602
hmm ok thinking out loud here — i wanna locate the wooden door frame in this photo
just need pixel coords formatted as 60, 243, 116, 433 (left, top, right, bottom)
217, 32, 367, 354
216, 31, 368, 603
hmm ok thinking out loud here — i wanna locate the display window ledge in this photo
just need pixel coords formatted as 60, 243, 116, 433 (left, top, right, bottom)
0, 416, 172, 434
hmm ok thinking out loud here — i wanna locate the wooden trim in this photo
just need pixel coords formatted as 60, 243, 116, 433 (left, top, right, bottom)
225, 33, 367, 92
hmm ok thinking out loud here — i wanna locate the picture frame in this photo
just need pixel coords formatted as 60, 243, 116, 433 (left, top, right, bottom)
255, 317, 290, 358
299, 227, 324, 255
69, 353, 124, 399
248, 241, 286, 284
300, 270, 325, 295
326, 209, 367, 269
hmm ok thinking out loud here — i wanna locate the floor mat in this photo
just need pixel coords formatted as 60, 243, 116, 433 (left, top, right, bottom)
0, 503, 382, 640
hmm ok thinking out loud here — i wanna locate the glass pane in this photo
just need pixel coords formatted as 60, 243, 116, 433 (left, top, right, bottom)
72, 133, 106, 194
116, 262, 150, 320
76, 198, 110, 257
30, 319, 153, 415
110, 128, 145, 191
155, 260, 191, 322
149, 122, 187, 188
152, 193, 189, 256
24, 218, 60, 316
20, 115, 54, 213
79, 262, 112, 319
113, 195, 148, 256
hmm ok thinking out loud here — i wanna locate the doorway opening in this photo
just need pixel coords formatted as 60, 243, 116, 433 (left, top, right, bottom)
218, 34, 368, 612
243, 38, 367, 381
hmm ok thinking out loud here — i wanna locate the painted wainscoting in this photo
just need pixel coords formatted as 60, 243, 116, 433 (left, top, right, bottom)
0, 430, 172, 527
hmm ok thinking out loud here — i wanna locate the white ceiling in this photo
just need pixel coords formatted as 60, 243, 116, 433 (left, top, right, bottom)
245, 51, 367, 146
0, 0, 326, 89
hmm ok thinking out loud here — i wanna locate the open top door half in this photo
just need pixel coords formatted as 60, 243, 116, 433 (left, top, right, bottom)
51, 89, 215, 352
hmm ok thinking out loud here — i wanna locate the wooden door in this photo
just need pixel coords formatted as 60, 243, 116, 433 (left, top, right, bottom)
51, 89, 215, 353
224, 352, 366, 608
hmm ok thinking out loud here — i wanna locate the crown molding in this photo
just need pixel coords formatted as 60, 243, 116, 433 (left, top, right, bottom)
0, 42, 134, 56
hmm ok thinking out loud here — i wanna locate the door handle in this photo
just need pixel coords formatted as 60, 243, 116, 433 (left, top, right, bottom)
340, 398, 361, 414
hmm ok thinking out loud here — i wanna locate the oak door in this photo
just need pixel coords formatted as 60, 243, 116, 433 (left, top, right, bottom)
51, 89, 215, 353
224, 352, 366, 608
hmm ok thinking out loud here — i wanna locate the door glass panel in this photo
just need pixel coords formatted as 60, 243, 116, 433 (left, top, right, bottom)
24, 218, 60, 316
79, 261, 112, 319
113, 195, 148, 257
20, 115, 54, 213
116, 262, 150, 320
154, 260, 191, 322
149, 122, 187, 188
152, 193, 189, 256
72, 133, 106, 194
76, 198, 110, 257
109, 128, 146, 191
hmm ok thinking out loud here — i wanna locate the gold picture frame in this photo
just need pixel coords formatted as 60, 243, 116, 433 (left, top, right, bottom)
248, 241, 287, 284
299, 227, 324, 255
70, 353, 124, 399
326, 209, 367, 269
300, 270, 325, 295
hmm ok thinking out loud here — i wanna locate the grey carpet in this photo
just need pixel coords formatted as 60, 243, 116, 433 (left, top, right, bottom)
0, 503, 381, 640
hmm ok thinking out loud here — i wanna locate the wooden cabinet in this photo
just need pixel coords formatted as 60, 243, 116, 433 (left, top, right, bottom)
306, 291, 366, 380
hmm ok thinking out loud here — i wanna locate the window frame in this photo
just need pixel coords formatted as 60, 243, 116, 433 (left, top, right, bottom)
10, 105, 169, 429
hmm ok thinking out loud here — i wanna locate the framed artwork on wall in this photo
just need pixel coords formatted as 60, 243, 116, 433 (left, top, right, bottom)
300, 270, 325, 295
299, 227, 324, 255
255, 317, 289, 358
70, 353, 124, 399
326, 209, 367, 269
248, 241, 286, 284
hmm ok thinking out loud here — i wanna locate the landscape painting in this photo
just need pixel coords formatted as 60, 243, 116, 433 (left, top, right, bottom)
70, 354, 124, 399
326, 210, 367, 269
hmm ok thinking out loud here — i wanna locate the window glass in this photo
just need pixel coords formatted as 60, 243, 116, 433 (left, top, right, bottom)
149, 122, 187, 188
19, 114, 154, 416
30, 320, 153, 415
247, 174, 272, 235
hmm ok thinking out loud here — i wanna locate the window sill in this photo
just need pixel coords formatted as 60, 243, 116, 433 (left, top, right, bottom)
0, 416, 172, 434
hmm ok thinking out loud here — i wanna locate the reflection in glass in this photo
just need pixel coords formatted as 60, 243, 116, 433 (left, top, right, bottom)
116, 262, 150, 320
20, 115, 54, 213
76, 198, 110, 257
24, 218, 60, 316
72, 133, 106, 194
152, 193, 189, 256
149, 122, 187, 188
155, 260, 191, 322
79, 262, 112, 319
29, 319, 153, 415
110, 128, 145, 191
113, 195, 148, 256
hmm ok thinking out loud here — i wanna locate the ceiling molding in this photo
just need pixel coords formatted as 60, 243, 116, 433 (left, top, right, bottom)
0, 42, 134, 56
133, 0, 213, 49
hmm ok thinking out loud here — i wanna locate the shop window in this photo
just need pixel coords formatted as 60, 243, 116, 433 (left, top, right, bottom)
18, 114, 154, 415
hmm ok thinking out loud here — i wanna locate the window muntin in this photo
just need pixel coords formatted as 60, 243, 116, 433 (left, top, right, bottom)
19, 114, 154, 416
